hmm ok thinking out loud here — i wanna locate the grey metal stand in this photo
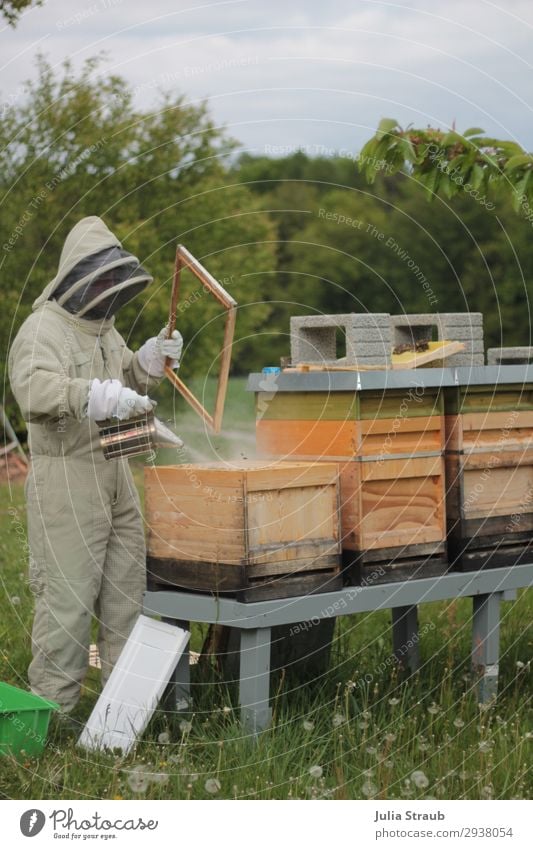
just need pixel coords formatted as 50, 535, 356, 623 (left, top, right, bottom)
163, 618, 191, 711
146, 564, 533, 735
239, 628, 272, 734
471, 594, 501, 703
391, 605, 420, 673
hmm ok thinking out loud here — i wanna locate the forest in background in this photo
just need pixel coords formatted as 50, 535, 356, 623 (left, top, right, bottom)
2, 57, 533, 425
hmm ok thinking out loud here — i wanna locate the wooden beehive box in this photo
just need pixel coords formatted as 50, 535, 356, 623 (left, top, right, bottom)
145, 461, 342, 601
444, 383, 533, 570
255, 387, 447, 582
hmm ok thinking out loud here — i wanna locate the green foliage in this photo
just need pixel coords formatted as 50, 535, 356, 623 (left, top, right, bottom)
0, 0, 42, 25
358, 119, 533, 216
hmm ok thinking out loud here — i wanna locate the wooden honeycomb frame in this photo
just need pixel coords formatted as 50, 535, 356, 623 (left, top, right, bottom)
164, 244, 237, 433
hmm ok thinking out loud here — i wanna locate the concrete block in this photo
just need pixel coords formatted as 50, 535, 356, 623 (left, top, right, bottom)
390, 313, 484, 366
290, 313, 391, 367
487, 347, 533, 365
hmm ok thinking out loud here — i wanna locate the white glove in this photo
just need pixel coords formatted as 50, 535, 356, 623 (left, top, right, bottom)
86, 378, 154, 421
137, 326, 183, 378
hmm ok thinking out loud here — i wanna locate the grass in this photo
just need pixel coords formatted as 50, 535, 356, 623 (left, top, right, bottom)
0, 379, 532, 800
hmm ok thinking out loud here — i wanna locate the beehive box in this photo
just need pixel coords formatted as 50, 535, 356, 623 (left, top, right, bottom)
254, 386, 447, 583
445, 383, 533, 570
145, 461, 342, 601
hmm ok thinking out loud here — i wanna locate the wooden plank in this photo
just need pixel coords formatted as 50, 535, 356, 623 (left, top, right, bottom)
246, 553, 339, 578
445, 385, 533, 414
255, 418, 357, 457
391, 340, 465, 369
445, 411, 533, 452
256, 391, 357, 421
240, 571, 342, 602
357, 415, 443, 455
344, 553, 449, 584
147, 557, 246, 592
360, 455, 442, 481
333, 457, 445, 552
359, 389, 443, 419
450, 542, 533, 572
246, 485, 339, 553
245, 462, 339, 491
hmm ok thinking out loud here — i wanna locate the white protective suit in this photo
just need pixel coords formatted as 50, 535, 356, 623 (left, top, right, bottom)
8, 216, 164, 713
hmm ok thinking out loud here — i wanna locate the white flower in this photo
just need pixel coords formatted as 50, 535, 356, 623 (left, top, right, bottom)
362, 779, 377, 797
478, 740, 494, 753
418, 742, 430, 752
303, 720, 314, 731
204, 778, 221, 795
332, 713, 344, 728
388, 697, 400, 706
149, 771, 169, 785
358, 720, 369, 729
515, 661, 525, 669
453, 718, 465, 729
481, 784, 494, 799
158, 731, 170, 745
222, 706, 232, 714
179, 720, 192, 733
365, 746, 377, 756
127, 766, 150, 794
309, 765, 323, 779
411, 770, 430, 789
10, 596, 21, 606
384, 732, 397, 742
427, 703, 440, 715
524, 732, 533, 741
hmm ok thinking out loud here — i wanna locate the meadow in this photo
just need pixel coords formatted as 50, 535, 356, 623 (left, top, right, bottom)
0, 379, 531, 800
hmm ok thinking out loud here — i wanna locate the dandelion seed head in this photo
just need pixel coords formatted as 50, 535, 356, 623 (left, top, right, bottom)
309, 765, 323, 779
411, 770, 430, 789
332, 713, 344, 728
362, 779, 378, 797
204, 778, 221, 794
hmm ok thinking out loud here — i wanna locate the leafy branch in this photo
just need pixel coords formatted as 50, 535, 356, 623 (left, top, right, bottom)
359, 118, 533, 213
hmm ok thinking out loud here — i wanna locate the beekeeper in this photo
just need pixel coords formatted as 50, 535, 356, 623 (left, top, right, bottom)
8, 216, 182, 714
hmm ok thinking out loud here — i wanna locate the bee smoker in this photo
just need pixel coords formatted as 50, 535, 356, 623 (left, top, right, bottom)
97, 412, 183, 460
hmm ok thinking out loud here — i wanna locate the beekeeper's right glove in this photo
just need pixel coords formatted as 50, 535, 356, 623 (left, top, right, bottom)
86, 378, 154, 421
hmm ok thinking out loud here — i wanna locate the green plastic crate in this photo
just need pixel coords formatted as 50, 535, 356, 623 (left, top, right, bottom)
0, 682, 59, 757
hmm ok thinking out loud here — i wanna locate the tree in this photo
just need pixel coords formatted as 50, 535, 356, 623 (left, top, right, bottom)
1, 56, 276, 427
1, 0, 43, 25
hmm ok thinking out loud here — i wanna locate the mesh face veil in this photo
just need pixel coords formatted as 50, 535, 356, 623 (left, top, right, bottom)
51, 246, 153, 319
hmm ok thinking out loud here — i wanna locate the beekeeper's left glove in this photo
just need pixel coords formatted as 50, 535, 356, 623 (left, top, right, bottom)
137, 326, 183, 377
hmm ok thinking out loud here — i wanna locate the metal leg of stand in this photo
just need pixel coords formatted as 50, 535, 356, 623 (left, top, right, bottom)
472, 595, 501, 703
163, 618, 191, 712
391, 605, 420, 673
239, 627, 272, 735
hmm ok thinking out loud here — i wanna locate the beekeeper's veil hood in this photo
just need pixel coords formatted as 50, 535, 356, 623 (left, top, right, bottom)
33, 216, 153, 319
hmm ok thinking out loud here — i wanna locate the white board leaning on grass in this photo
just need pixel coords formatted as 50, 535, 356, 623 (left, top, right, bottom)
77, 615, 190, 754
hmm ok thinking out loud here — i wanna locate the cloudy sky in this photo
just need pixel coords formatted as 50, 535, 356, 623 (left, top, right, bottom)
2, 0, 533, 156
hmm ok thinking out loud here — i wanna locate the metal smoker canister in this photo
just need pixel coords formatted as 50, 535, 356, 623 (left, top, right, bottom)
98, 412, 183, 460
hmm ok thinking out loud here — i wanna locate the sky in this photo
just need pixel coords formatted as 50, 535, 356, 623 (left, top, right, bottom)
2, 0, 533, 157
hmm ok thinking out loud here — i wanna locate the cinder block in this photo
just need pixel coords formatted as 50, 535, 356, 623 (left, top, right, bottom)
487, 347, 533, 365
290, 313, 391, 367
391, 313, 484, 366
